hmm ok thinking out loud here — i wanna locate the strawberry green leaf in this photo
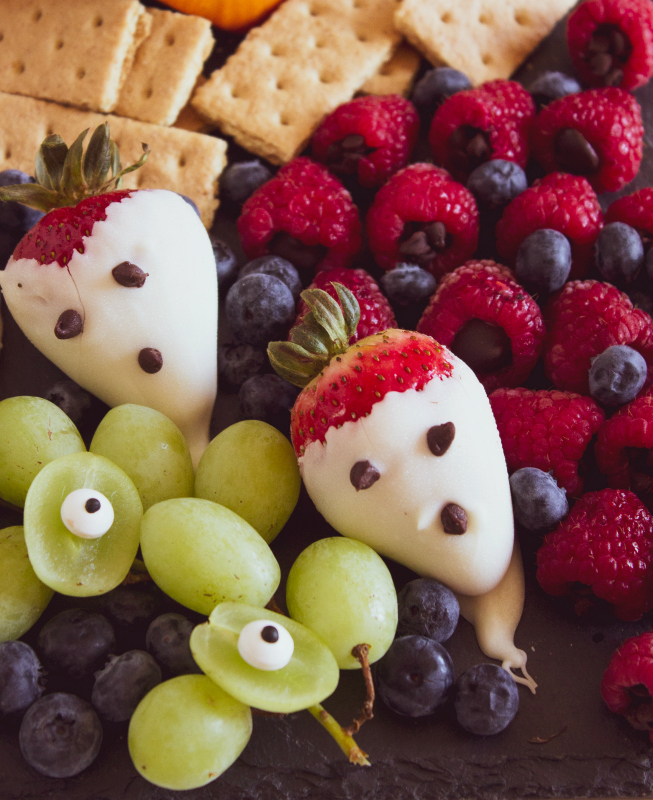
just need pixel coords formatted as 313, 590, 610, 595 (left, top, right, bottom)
60, 129, 88, 199
83, 123, 112, 191
290, 312, 331, 358
333, 283, 360, 341
39, 135, 68, 193
301, 288, 349, 352
268, 341, 325, 387
0, 183, 60, 212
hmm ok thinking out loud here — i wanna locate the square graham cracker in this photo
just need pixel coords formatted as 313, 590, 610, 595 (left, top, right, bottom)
0, 0, 151, 113
394, 0, 578, 86
192, 0, 403, 165
0, 92, 226, 228
359, 42, 422, 96
115, 8, 215, 127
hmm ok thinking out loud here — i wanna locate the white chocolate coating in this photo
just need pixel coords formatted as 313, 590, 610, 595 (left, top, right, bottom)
0, 190, 217, 467
300, 353, 514, 596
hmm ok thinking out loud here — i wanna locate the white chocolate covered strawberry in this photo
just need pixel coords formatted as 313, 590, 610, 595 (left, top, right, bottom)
269, 286, 535, 691
0, 125, 217, 466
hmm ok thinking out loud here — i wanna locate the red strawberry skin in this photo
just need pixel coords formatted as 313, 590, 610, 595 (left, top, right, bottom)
490, 387, 605, 496
290, 268, 396, 345
417, 259, 545, 392
495, 172, 603, 279
544, 280, 653, 395
13, 190, 133, 267
536, 488, 653, 621
291, 329, 453, 456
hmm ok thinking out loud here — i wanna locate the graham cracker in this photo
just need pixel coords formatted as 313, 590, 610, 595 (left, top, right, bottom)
394, 0, 577, 86
0, 92, 226, 228
192, 0, 403, 165
359, 41, 422, 97
174, 77, 214, 133
115, 8, 214, 127
0, 0, 151, 113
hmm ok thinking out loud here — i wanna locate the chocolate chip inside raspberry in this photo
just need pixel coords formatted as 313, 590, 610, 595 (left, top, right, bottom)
138, 347, 163, 374
112, 261, 148, 288
350, 460, 380, 491
625, 448, 653, 507
269, 232, 328, 274
427, 422, 455, 456
450, 318, 512, 374
554, 128, 600, 175
586, 24, 631, 86
325, 134, 373, 176
441, 503, 467, 534
398, 222, 450, 268
448, 126, 491, 173
55, 309, 83, 340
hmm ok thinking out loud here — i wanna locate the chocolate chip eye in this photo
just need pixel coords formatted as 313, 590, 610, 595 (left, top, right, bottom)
427, 422, 455, 456
441, 503, 468, 535
350, 460, 380, 491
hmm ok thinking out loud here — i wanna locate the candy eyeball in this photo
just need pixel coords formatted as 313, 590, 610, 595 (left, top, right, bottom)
237, 619, 294, 671
60, 488, 114, 539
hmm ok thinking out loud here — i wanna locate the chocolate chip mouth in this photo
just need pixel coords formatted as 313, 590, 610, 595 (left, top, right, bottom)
450, 318, 512, 374
554, 128, 600, 176
448, 125, 491, 174
398, 221, 451, 268
325, 134, 374, 176
586, 23, 631, 87
269, 232, 328, 273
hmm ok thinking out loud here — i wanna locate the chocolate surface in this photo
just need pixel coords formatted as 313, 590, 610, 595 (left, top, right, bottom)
4, 10, 653, 800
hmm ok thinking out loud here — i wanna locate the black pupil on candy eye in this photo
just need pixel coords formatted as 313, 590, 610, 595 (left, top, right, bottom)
261, 625, 279, 643
85, 498, 101, 514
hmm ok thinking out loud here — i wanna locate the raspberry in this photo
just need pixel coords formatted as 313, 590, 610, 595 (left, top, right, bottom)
530, 88, 643, 193
601, 633, 653, 742
595, 387, 653, 506
496, 173, 603, 280
416, 260, 545, 392
544, 280, 653, 394
429, 80, 535, 183
489, 387, 605, 496
567, 0, 653, 91
366, 163, 479, 278
536, 489, 653, 621
289, 267, 397, 345
311, 94, 419, 188
237, 157, 362, 275
606, 187, 653, 248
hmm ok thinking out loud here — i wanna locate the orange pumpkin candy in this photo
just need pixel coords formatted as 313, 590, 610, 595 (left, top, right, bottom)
160, 0, 284, 30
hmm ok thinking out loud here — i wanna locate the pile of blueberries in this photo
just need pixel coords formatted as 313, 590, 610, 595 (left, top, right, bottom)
0, 582, 200, 778
376, 577, 519, 735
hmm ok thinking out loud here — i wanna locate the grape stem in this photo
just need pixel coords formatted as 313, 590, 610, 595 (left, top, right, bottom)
342, 643, 375, 736
308, 704, 371, 767
265, 595, 284, 614
122, 557, 153, 585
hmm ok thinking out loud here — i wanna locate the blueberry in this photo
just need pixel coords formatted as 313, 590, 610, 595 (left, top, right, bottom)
239, 374, 300, 431
218, 342, 267, 391
467, 160, 527, 211
177, 193, 201, 217
380, 263, 437, 306
45, 380, 92, 425
527, 71, 581, 110
101, 583, 163, 631
19, 693, 103, 778
589, 344, 648, 406
375, 635, 455, 717
37, 608, 116, 679
226, 273, 296, 346
411, 67, 472, 121
220, 159, 273, 208
212, 237, 239, 287
515, 229, 571, 297
454, 663, 519, 735
595, 222, 644, 285
146, 613, 201, 676
397, 578, 460, 642
0, 641, 45, 717
0, 170, 44, 232
239, 255, 302, 300
91, 650, 162, 722
509, 467, 568, 531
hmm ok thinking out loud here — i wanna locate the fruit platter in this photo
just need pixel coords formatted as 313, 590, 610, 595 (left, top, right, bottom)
5, 0, 653, 798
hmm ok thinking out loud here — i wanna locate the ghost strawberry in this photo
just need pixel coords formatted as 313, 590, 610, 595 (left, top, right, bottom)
0, 124, 218, 466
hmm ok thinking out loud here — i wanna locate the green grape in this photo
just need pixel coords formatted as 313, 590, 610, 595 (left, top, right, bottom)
195, 420, 300, 544
190, 602, 339, 713
128, 674, 252, 791
24, 452, 143, 596
90, 404, 194, 511
0, 396, 85, 507
286, 537, 398, 669
0, 526, 53, 641
140, 498, 280, 615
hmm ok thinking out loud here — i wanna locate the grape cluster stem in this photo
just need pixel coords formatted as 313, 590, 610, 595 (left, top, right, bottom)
342, 643, 374, 736
308, 704, 371, 766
